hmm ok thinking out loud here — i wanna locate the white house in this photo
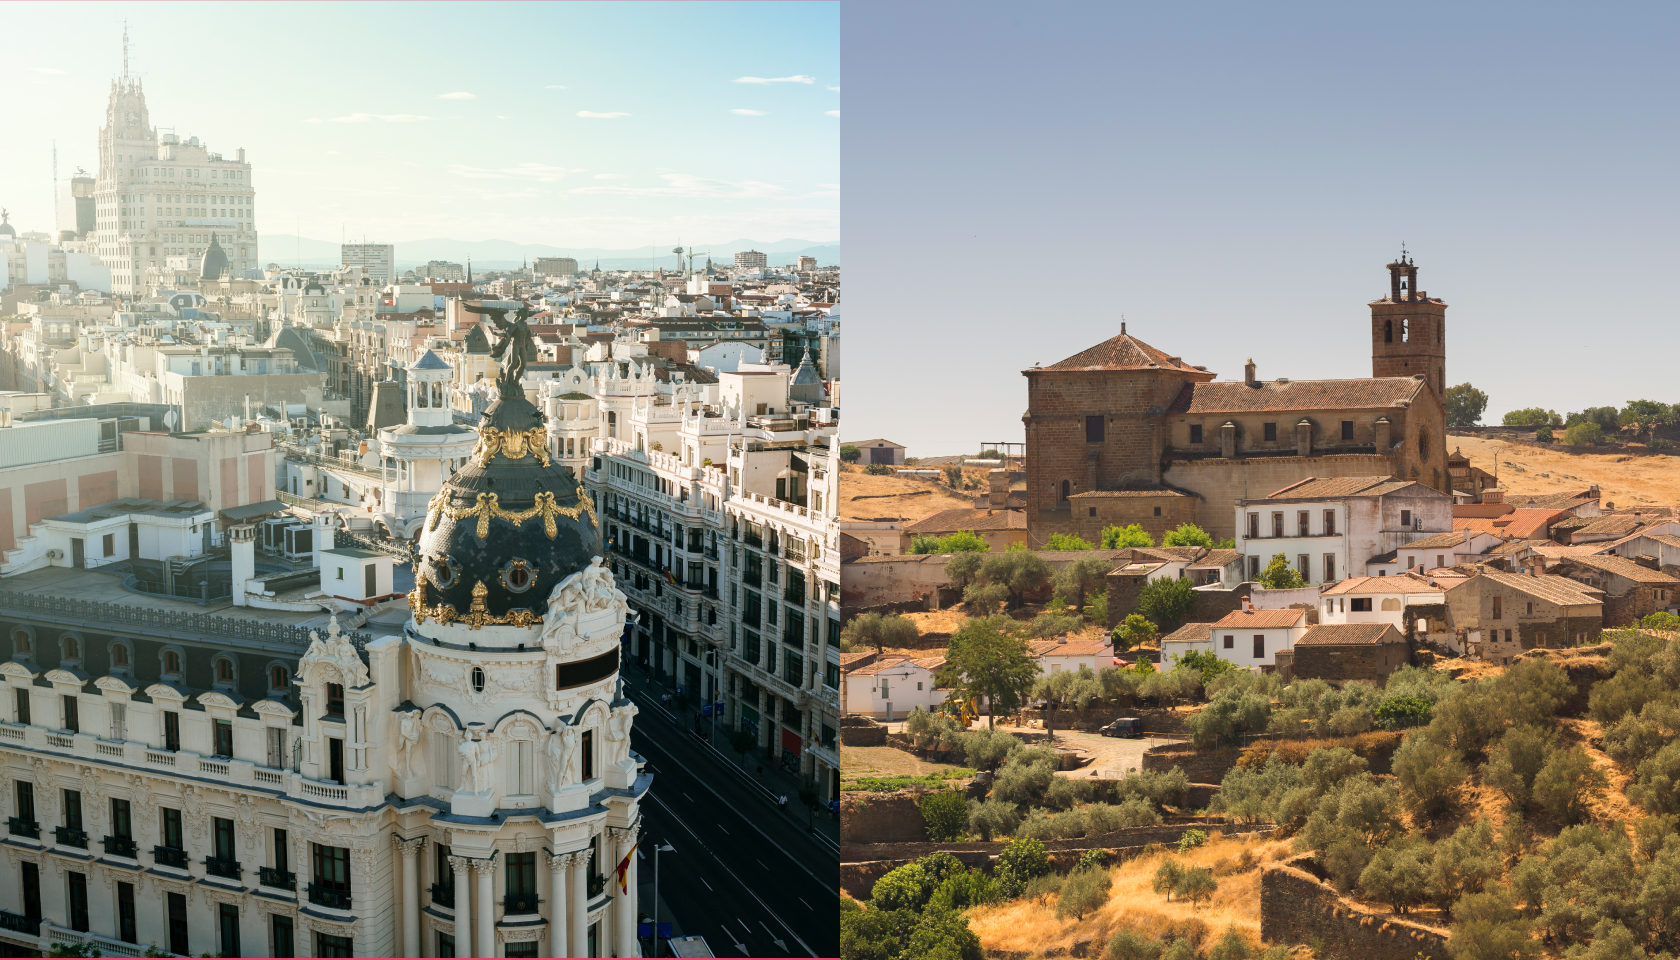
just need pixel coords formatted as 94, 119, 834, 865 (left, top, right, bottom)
842, 655, 948, 720
1235, 476, 1453, 587
1027, 635, 1114, 674
1204, 607, 1309, 668
1364, 528, 1504, 577
1319, 573, 1447, 634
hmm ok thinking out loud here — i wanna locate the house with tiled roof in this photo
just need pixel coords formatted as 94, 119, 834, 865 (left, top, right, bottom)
1021, 260, 1453, 552
1026, 634, 1115, 674
903, 506, 1027, 552
1233, 475, 1453, 586
1606, 533, 1680, 577
840, 655, 949, 720
1200, 606, 1310, 669
1318, 573, 1447, 634
1282, 622, 1411, 685
1438, 569, 1605, 662
1553, 553, 1680, 626
1365, 528, 1505, 576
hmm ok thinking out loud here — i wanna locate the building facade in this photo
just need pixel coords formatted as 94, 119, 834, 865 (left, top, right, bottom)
340, 246, 396, 286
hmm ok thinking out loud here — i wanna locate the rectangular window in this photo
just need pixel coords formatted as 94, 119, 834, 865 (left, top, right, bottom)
118, 881, 137, 943
1190, 424, 1203, 444
162, 808, 184, 849
168, 891, 189, 956
16, 780, 34, 822
1438, 555, 1446, 569
328, 738, 344, 784
272, 915, 294, 958
315, 933, 353, 958
744, 630, 761, 666
1405, 555, 1415, 570
273, 828, 290, 873
581, 729, 594, 780
63, 789, 82, 830
506, 943, 540, 959
215, 719, 233, 757
1341, 420, 1354, 441
1271, 512, 1284, 538
268, 727, 287, 769
68, 870, 89, 932
1263, 422, 1277, 442
1323, 510, 1336, 536
1493, 596, 1503, 620
312, 843, 351, 891
1223, 635, 1234, 649
1351, 598, 1371, 612
824, 662, 841, 689
1400, 509, 1412, 528
111, 798, 132, 840
505, 851, 538, 912
215, 816, 236, 861
1297, 511, 1310, 536
1086, 416, 1105, 443
1253, 635, 1266, 659
103, 533, 115, 557
326, 683, 344, 715
164, 710, 180, 751
1298, 554, 1310, 580
1324, 554, 1336, 582
15, 688, 28, 725
1247, 513, 1258, 540
63, 695, 79, 733
219, 903, 241, 957
1248, 555, 1260, 581
21, 861, 41, 922
110, 702, 127, 741
436, 933, 454, 958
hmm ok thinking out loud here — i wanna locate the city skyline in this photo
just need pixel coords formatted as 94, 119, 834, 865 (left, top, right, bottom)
1, 2, 838, 252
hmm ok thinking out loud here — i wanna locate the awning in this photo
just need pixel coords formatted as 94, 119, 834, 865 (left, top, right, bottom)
781, 729, 803, 755
219, 499, 288, 524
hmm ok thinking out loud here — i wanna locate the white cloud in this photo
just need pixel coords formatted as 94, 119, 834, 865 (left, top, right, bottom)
437, 91, 475, 100
827, 85, 840, 92
577, 111, 630, 119
731, 109, 768, 116
734, 75, 815, 84
28, 67, 66, 75
826, 110, 839, 118
593, 174, 627, 180
330, 113, 430, 123
447, 162, 585, 183
545, 85, 567, 90
304, 118, 323, 124
570, 172, 821, 200
496, 115, 512, 120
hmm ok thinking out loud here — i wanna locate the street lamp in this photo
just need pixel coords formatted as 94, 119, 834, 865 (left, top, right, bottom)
651, 841, 676, 953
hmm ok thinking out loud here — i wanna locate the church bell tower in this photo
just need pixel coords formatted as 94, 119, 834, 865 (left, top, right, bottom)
1370, 251, 1447, 395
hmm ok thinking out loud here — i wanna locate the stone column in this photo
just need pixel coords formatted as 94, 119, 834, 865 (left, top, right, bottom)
611, 825, 639, 958
448, 855, 471, 958
568, 848, 592, 958
547, 852, 572, 959
395, 836, 427, 958
474, 857, 496, 959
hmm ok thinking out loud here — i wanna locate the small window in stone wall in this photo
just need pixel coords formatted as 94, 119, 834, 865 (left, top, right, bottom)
1085, 416, 1105, 443
1263, 422, 1277, 442
1190, 424, 1203, 444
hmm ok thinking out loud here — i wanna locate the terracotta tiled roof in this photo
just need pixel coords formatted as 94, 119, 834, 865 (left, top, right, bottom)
1262, 477, 1412, 500
1569, 515, 1646, 540
1498, 509, 1570, 539
1395, 531, 1468, 550
1169, 377, 1427, 415
1459, 571, 1605, 606
1035, 332, 1212, 376
1562, 554, 1680, 585
1028, 637, 1114, 658
1069, 487, 1192, 499
1454, 517, 1506, 537
1322, 573, 1444, 596
904, 508, 1027, 534
1504, 493, 1597, 511
1297, 623, 1404, 645
846, 656, 945, 677
1131, 546, 1212, 562
1162, 623, 1214, 642
1210, 608, 1307, 629
839, 652, 877, 668
1187, 549, 1244, 569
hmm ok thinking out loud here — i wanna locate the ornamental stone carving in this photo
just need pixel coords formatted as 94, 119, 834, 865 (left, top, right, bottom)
299, 615, 370, 688
391, 709, 422, 778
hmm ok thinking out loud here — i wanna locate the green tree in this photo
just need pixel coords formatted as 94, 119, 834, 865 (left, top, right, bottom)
1115, 614, 1157, 651
996, 837, 1051, 897
1176, 867, 1218, 907
1102, 524, 1155, 549
1054, 556, 1117, 612
1138, 576, 1196, 623
1206, 927, 1251, 960
939, 618, 1040, 728
1565, 421, 1603, 446
1025, 610, 1084, 639
979, 551, 1053, 609
1480, 725, 1554, 809
1536, 425, 1554, 443
939, 530, 989, 553
1358, 835, 1433, 914
1393, 734, 1468, 818
1152, 858, 1185, 900
1503, 407, 1560, 427
1445, 383, 1490, 427
944, 465, 963, 487
843, 612, 921, 656
871, 862, 933, 911
839, 444, 861, 463
1174, 650, 1237, 686
1161, 523, 1215, 548
1447, 889, 1537, 960
920, 790, 970, 842
946, 552, 986, 592
963, 583, 1010, 616
1107, 931, 1166, 960
1567, 406, 1622, 433
1620, 399, 1675, 438
1045, 533, 1094, 551
1033, 665, 1104, 741
1532, 746, 1606, 824
1056, 866, 1114, 920
1257, 554, 1306, 589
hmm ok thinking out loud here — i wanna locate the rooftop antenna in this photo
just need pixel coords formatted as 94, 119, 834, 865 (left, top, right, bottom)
122, 21, 129, 82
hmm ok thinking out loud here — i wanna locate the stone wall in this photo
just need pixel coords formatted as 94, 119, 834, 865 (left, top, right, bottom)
840, 715, 887, 746
1106, 574, 1250, 630
1292, 637, 1410, 686
1260, 856, 1449, 960
841, 822, 1267, 865
840, 791, 928, 844
1141, 744, 1241, 783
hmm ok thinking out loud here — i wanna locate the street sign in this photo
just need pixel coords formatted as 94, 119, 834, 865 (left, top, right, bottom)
701, 704, 713, 716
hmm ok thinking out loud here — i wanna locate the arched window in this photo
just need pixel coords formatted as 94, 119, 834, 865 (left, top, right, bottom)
472, 667, 485, 693
216, 658, 235, 683
111, 643, 129, 668
61, 636, 79, 660
270, 665, 289, 690
14, 629, 31, 654
1401, 318, 1410, 343
164, 650, 182, 674
1060, 480, 1070, 502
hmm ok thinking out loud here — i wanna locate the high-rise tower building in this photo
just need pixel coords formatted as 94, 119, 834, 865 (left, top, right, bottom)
1369, 253, 1447, 396
95, 31, 257, 296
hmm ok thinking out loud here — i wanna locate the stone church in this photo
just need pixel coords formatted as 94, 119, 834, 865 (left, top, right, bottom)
1023, 257, 1452, 545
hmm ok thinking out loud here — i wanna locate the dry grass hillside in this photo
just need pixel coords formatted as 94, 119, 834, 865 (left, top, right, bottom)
1450, 433, 1680, 506
839, 468, 976, 521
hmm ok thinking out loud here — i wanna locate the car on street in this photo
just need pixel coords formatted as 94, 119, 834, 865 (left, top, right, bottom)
1098, 717, 1142, 738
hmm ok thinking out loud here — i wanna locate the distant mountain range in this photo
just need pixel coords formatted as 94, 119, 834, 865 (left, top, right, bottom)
255, 235, 839, 272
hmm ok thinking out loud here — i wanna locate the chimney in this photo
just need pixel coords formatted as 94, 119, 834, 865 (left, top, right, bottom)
1589, 484, 1601, 500
1244, 359, 1257, 386
1241, 595, 1253, 613
1482, 488, 1504, 504
988, 468, 1007, 510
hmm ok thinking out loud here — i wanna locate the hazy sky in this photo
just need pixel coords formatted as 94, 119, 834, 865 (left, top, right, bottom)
0, 1, 837, 248
844, 1, 1680, 454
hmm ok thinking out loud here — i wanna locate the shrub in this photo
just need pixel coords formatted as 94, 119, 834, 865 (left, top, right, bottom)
960, 726, 1021, 770
1046, 533, 1095, 551
1108, 931, 1167, 960
1565, 421, 1603, 446
1374, 696, 1434, 729
1536, 425, 1554, 443
1056, 866, 1114, 919
1393, 734, 1468, 818
1178, 829, 1209, 853
1532, 746, 1606, 824
1018, 807, 1089, 841
839, 445, 860, 462
1022, 872, 1064, 905
992, 748, 1061, 805
927, 867, 1001, 914
1256, 553, 1306, 589
920, 790, 970, 842
1078, 848, 1111, 870
1045, 776, 1097, 810
1358, 835, 1433, 914
1102, 524, 1155, 549
996, 836, 1051, 897
963, 582, 1010, 616
968, 798, 1022, 840
1139, 577, 1196, 623
1176, 867, 1218, 906
1153, 858, 1185, 900
1206, 927, 1251, 960
871, 862, 931, 911
1110, 766, 1191, 808
1503, 407, 1559, 427
1087, 797, 1162, 833
863, 463, 890, 475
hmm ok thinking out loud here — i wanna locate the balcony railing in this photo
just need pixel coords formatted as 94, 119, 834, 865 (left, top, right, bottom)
0, 590, 372, 649
308, 883, 353, 910
205, 856, 242, 880
502, 893, 541, 914
0, 911, 40, 937
429, 882, 455, 908
153, 845, 189, 869
7, 817, 39, 839
54, 826, 88, 848
103, 835, 138, 858
259, 866, 296, 890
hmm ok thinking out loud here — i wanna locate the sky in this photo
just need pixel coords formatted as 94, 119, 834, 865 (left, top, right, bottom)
0, 1, 837, 252
843, 1, 1680, 454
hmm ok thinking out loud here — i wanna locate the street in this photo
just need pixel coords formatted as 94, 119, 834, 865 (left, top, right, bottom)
625, 670, 841, 958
